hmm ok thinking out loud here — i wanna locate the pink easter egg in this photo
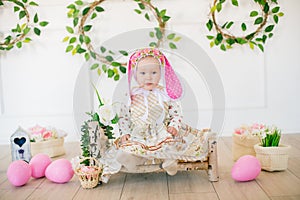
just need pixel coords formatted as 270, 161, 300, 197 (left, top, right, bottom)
29, 153, 52, 178
7, 160, 32, 186
45, 158, 74, 183
231, 155, 261, 182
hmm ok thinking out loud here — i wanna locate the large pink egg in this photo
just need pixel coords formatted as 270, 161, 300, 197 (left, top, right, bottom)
7, 160, 32, 186
231, 155, 261, 182
45, 158, 74, 183
29, 153, 52, 178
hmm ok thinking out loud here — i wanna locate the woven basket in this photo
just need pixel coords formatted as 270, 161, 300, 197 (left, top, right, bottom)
30, 138, 65, 158
254, 144, 291, 171
75, 157, 102, 189
232, 133, 260, 161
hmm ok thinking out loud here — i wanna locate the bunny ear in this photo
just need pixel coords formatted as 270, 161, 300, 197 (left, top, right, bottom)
164, 55, 183, 100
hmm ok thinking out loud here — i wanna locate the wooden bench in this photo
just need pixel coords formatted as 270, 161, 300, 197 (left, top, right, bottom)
88, 121, 219, 182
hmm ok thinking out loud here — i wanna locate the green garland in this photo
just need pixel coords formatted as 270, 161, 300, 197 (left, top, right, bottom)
0, 0, 49, 51
206, 0, 284, 52
63, 0, 181, 80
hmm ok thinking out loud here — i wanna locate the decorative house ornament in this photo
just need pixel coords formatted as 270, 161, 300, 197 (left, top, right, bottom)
63, 0, 181, 79
10, 126, 31, 162
206, 0, 284, 52
0, 0, 49, 51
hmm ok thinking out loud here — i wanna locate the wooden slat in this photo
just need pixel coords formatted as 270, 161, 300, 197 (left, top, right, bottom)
121, 161, 208, 174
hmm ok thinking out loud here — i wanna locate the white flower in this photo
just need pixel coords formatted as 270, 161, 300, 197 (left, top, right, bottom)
260, 131, 267, 139
71, 156, 81, 170
98, 105, 116, 126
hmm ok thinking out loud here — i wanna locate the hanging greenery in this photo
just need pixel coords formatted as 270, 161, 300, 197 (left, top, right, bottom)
206, 0, 284, 52
63, 0, 181, 81
0, 0, 49, 51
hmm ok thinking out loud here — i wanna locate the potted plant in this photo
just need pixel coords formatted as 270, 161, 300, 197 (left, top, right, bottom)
74, 85, 118, 188
232, 124, 262, 161
28, 125, 67, 158
254, 125, 291, 171
80, 86, 118, 162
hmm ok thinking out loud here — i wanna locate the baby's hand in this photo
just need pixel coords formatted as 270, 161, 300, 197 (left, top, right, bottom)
167, 126, 178, 136
120, 134, 130, 143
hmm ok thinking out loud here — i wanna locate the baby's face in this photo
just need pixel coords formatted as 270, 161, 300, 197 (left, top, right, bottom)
136, 56, 161, 91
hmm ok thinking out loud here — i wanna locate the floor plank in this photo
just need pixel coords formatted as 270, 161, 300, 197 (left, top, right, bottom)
213, 172, 269, 200
26, 177, 80, 200
0, 134, 300, 200
288, 157, 300, 178
256, 170, 300, 197
169, 192, 219, 200
73, 173, 126, 200
168, 171, 214, 194
120, 173, 168, 200
270, 195, 300, 200
217, 139, 234, 173
0, 178, 45, 199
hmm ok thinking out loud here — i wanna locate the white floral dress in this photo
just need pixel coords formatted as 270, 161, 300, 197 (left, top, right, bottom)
100, 87, 210, 182
116, 86, 209, 160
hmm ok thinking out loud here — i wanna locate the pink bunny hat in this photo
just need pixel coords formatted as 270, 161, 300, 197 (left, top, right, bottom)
127, 48, 183, 100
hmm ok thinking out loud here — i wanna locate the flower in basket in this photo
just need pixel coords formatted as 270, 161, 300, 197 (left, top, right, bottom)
258, 125, 281, 147
234, 123, 265, 137
89, 86, 119, 140
232, 123, 263, 161
79, 85, 119, 164
28, 125, 67, 142
253, 125, 291, 171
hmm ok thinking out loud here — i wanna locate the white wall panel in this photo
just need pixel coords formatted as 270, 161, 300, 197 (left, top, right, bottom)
0, 0, 299, 144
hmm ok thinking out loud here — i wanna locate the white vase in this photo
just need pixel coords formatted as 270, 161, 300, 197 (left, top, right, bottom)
254, 144, 291, 172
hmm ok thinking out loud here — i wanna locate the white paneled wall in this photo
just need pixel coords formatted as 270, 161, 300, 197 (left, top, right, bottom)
0, 0, 299, 144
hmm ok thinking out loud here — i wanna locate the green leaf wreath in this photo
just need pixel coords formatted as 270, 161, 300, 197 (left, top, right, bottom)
63, 0, 181, 80
206, 0, 284, 52
0, 0, 49, 51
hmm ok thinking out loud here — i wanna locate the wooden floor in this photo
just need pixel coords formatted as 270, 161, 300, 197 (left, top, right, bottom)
0, 134, 300, 200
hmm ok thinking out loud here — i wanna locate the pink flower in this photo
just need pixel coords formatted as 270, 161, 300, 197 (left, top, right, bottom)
143, 48, 151, 54
42, 131, 53, 139
29, 125, 46, 135
251, 123, 265, 130
81, 166, 96, 173
234, 128, 245, 135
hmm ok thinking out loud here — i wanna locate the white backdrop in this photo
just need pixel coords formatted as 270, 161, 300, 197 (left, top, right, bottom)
0, 0, 299, 144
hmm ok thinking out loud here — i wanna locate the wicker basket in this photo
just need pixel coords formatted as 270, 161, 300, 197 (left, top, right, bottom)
75, 157, 102, 189
254, 144, 291, 171
232, 133, 260, 161
30, 138, 65, 158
